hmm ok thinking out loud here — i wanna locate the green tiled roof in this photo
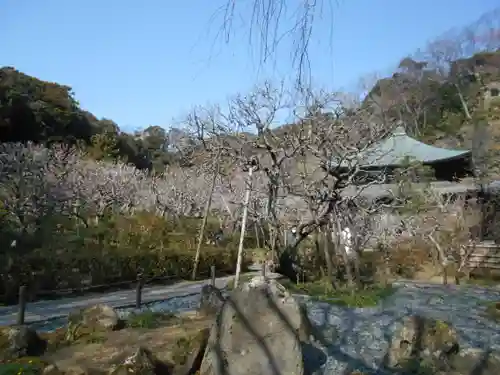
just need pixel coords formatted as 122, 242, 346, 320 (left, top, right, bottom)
340, 126, 471, 168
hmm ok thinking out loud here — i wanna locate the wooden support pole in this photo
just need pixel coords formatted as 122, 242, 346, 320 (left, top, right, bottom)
17, 286, 27, 325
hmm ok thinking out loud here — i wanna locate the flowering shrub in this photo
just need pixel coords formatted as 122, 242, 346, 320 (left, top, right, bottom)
0, 143, 255, 303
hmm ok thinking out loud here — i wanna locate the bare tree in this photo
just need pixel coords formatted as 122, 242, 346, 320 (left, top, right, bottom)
259, 87, 398, 290
399, 182, 480, 284
182, 103, 263, 282
192, 148, 222, 280
226, 82, 308, 264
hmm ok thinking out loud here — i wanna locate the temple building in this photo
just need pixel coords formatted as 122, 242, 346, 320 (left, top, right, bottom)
336, 126, 500, 242
345, 126, 472, 181
336, 126, 476, 199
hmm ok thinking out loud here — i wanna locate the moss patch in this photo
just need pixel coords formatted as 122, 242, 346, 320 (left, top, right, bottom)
170, 327, 209, 367
0, 358, 47, 375
42, 312, 213, 374
39, 325, 109, 352
280, 279, 396, 308
125, 311, 178, 329
39, 311, 181, 353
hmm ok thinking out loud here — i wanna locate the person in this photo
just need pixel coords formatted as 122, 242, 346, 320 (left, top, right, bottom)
340, 226, 354, 257
289, 227, 298, 247
214, 227, 224, 246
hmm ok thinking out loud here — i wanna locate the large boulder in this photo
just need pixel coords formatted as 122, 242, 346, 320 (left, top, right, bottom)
386, 315, 460, 372
0, 325, 47, 360
66, 304, 120, 341
199, 276, 326, 375
198, 285, 224, 317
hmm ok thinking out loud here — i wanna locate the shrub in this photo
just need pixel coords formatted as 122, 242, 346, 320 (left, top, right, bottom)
384, 239, 431, 279
0, 212, 254, 304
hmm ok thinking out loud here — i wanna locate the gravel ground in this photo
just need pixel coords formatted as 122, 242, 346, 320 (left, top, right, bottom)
29, 291, 203, 332
302, 281, 500, 375
28, 281, 500, 375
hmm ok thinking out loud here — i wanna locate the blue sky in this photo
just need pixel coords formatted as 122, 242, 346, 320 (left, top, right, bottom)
2, 0, 499, 132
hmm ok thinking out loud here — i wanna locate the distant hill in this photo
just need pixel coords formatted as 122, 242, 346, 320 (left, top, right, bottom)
363, 51, 500, 146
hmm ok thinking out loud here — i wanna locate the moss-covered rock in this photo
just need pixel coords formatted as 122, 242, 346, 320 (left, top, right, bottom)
65, 305, 121, 344
170, 328, 209, 375
484, 301, 500, 322
446, 347, 500, 375
0, 326, 47, 360
387, 315, 459, 372
39, 326, 109, 354
69, 305, 120, 332
43, 312, 213, 375
108, 347, 158, 375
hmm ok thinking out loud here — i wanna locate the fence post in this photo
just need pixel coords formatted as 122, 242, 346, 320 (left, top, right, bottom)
210, 265, 216, 287
135, 275, 143, 309
17, 285, 27, 325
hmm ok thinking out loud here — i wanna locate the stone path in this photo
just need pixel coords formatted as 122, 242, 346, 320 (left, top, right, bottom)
0, 278, 219, 327
0, 270, 271, 327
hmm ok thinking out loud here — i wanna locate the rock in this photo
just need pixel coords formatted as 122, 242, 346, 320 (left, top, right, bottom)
386, 315, 459, 371
0, 325, 47, 360
199, 277, 326, 375
278, 247, 300, 281
439, 348, 500, 375
66, 304, 120, 341
172, 328, 210, 375
42, 364, 65, 375
44, 313, 212, 375
485, 301, 500, 322
109, 347, 158, 375
198, 285, 224, 317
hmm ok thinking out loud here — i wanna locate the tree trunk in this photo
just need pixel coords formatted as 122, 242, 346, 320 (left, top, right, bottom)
192, 152, 220, 280
383, 243, 391, 286
427, 233, 448, 285
332, 217, 355, 293
352, 253, 362, 288
234, 166, 254, 289
268, 225, 277, 260
320, 228, 338, 290
254, 223, 261, 248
